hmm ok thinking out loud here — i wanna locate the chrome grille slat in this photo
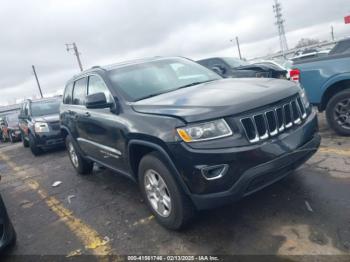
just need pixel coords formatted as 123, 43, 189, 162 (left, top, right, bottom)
240, 95, 308, 143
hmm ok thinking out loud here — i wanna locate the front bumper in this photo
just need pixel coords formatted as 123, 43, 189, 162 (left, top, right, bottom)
33, 130, 64, 148
9, 129, 21, 140
169, 111, 320, 210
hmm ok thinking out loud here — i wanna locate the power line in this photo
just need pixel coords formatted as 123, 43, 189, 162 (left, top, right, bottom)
31, 65, 43, 98
66, 42, 83, 71
273, 0, 289, 57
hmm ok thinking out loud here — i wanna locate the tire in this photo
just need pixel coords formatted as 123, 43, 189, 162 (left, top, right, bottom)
138, 152, 195, 230
2, 133, 7, 142
9, 131, 14, 143
65, 135, 93, 175
326, 89, 350, 136
29, 133, 42, 156
22, 133, 29, 148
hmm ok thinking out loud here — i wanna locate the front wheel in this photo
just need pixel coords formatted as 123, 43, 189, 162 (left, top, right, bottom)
9, 131, 14, 143
29, 133, 42, 156
22, 133, 29, 147
326, 89, 350, 136
138, 152, 195, 230
65, 135, 93, 175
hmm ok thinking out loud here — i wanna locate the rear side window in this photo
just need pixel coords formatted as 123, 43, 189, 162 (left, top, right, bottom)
72, 78, 87, 105
63, 82, 74, 104
88, 75, 113, 103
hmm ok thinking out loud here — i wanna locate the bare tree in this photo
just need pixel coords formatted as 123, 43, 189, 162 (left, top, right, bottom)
295, 38, 320, 49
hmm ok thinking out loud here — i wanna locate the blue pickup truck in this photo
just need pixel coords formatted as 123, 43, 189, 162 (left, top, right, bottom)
293, 38, 350, 135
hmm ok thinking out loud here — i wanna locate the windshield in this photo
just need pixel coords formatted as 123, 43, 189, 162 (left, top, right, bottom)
31, 100, 60, 117
221, 57, 249, 68
6, 113, 19, 125
108, 58, 221, 101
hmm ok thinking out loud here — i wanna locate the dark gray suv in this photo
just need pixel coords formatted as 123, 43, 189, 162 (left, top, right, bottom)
60, 57, 320, 229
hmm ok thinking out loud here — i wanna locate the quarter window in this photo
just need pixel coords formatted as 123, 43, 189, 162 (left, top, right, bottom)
63, 82, 74, 104
72, 78, 87, 105
88, 75, 113, 103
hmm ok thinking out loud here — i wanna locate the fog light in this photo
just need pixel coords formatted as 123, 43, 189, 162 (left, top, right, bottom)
201, 164, 229, 180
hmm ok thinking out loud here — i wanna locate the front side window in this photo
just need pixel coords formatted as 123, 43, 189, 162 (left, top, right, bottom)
30, 100, 60, 117
88, 75, 113, 103
108, 58, 221, 102
72, 78, 87, 105
24, 102, 29, 116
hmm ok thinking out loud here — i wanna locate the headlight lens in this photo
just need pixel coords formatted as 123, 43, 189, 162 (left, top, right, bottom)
177, 119, 232, 142
34, 122, 49, 133
299, 88, 310, 108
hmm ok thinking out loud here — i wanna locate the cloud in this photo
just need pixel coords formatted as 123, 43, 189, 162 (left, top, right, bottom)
0, 0, 349, 105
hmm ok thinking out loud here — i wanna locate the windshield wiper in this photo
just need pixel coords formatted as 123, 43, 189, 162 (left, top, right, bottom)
175, 79, 217, 90
136, 79, 217, 101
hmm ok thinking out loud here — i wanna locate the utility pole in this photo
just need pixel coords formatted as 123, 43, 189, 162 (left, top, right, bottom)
31, 65, 43, 98
230, 36, 242, 59
273, 0, 289, 57
66, 42, 83, 71
331, 25, 335, 41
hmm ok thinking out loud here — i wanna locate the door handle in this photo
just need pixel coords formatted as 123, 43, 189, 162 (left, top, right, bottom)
84, 112, 91, 117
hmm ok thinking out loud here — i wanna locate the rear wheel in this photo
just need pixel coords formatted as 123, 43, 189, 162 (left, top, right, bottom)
138, 152, 195, 230
66, 135, 93, 175
22, 133, 29, 147
29, 133, 42, 156
326, 89, 350, 136
2, 132, 7, 142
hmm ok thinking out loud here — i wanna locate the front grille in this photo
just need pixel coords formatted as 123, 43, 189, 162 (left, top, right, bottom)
240, 95, 308, 143
49, 121, 60, 131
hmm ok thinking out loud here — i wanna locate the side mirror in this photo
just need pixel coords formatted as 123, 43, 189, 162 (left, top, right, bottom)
86, 92, 111, 109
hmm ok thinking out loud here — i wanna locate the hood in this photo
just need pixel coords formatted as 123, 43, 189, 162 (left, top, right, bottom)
132, 78, 300, 122
33, 114, 60, 123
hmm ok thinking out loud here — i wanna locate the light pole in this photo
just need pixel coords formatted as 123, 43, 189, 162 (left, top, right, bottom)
32, 65, 43, 98
230, 36, 242, 59
66, 42, 83, 71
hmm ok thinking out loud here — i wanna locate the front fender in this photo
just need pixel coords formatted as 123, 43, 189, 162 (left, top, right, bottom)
128, 139, 191, 195
321, 73, 350, 93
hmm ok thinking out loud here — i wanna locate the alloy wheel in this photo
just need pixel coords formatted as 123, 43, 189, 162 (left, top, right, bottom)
68, 142, 79, 168
334, 98, 350, 130
144, 169, 172, 217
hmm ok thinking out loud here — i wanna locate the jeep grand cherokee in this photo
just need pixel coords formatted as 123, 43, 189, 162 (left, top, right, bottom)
60, 57, 320, 229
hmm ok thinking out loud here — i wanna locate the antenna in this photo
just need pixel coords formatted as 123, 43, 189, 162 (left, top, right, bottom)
273, 0, 289, 57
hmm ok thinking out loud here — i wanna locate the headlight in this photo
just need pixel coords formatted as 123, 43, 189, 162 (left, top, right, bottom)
177, 119, 232, 142
299, 88, 310, 108
34, 122, 49, 133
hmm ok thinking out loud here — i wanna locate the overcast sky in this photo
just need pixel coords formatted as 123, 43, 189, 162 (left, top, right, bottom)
0, 0, 349, 105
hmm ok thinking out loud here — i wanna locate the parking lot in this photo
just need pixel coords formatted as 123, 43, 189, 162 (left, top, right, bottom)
0, 112, 349, 258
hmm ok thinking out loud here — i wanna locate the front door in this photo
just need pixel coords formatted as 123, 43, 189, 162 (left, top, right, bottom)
77, 75, 127, 172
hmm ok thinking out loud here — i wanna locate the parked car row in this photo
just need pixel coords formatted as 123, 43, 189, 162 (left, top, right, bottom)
6, 49, 350, 230
9, 56, 320, 230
